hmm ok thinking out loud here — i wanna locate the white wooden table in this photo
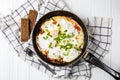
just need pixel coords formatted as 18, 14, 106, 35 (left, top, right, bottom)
0, 0, 120, 80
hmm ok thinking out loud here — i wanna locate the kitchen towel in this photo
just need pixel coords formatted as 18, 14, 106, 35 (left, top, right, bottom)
0, 0, 112, 80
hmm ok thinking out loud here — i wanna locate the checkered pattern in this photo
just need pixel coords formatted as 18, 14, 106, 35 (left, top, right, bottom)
82, 17, 112, 59
0, 0, 112, 80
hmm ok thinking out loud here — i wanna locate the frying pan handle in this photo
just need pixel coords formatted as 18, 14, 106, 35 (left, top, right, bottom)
85, 53, 120, 80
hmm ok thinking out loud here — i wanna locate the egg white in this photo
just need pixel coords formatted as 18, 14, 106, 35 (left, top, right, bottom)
37, 16, 84, 62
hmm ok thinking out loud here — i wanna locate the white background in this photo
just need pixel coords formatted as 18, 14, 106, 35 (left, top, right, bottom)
0, 0, 120, 80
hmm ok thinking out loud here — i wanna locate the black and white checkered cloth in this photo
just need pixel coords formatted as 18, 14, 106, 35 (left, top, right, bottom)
0, 0, 112, 80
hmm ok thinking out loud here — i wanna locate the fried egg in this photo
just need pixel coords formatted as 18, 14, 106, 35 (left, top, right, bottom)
36, 16, 84, 63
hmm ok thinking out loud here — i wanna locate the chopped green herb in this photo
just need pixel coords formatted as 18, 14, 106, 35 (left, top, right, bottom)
65, 48, 67, 51
54, 37, 60, 42
74, 44, 80, 50
66, 34, 71, 38
64, 50, 70, 56
60, 43, 73, 51
49, 42, 52, 48
53, 53, 55, 55
46, 29, 52, 37
59, 33, 66, 39
60, 45, 65, 49
58, 55, 61, 58
72, 40, 74, 42
63, 52, 68, 56
46, 36, 48, 39
55, 44, 58, 47
43, 37, 46, 40
43, 36, 48, 40
58, 30, 61, 35
66, 43, 73, 49
54, 33, 66, 46
74, 46, 81, 51
66, 33, 75, 38
55, 44, 57, 47
64, 30, 67, 32
66, 39, 70, 43
61, 43, 73, 51
55, 42, 60, 47
46, 29, 49, 33
63, 40, 66, 43
51, 17, 55, 21
75, 44, 77, 47
57, 24, 60, 27
47, 32, 52, 37
47, 32, 50, 35
71, 33, 75, 37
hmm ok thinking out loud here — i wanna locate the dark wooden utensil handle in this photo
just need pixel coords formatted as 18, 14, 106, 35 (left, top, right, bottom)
85, 53, 120, 80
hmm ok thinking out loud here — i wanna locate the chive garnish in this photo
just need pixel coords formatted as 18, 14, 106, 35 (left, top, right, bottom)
74, 46, 81, 51
60, 45, 65, 49
51, 17, 55, 21
75, 44, 77, 47
43, 36, 48, 40
43, 37, 46, 40
58, 55, 61, 58
60, 43, 73, 51
66, 33, 75, 38
64, 50, 70, 56
71, 33, 75, 37
66, 43, 73, 49
57, 24, 60, 27
46, 29, 49, 33
64, 30, 67, 32
46, 29, 52, 37
53, 53, 55, 55
49, 42, 52, 48
63, 52, 68, 56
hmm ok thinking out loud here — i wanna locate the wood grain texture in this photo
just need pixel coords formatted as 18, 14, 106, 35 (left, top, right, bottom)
28, 10, 38, 34
0, 0, 120, 80
21, 18, 29, 42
